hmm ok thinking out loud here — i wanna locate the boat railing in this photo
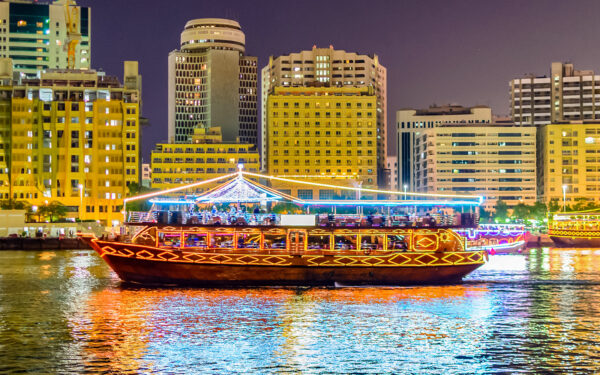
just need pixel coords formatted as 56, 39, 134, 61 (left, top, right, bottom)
125, 211, 478, 229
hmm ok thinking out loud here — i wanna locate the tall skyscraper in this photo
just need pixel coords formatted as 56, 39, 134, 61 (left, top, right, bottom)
168, 18, 257, 145
0, 58, 140, 225
261, 46, 386, 185
0, 0, 91, 77
510, 62, 600, 126
396, 105, 492, 191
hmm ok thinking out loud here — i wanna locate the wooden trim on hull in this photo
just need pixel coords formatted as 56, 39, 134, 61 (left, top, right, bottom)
85, 238, 486, 286
550, 236, 600, 248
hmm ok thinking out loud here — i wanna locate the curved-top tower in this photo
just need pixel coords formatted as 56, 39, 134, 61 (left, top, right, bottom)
180, 18, 245, 53
168, 18, 257, 146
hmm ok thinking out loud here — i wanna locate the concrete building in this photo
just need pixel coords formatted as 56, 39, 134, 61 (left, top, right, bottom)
168, 18, 257, 145
510, 62, 600, 126
262, 46, 386, 185
151, 126, 259, 191
266, 86, 377, 198
396, 104, 492, 191
0, 58, 141, 225
413, 121, 537, 211
141, 162, 150, 188
386, 155, 398, 191
0, 0, 91, 77
539, 122, 600, 206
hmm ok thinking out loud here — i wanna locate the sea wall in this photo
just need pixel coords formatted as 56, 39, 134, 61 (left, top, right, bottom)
0, 237, 92, 250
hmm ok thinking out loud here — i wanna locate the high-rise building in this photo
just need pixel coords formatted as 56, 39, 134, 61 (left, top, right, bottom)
510, 62, 600, 126
151, 127, 259, 191
0, 0, 91, 77
168, 18, 257, 145
385, 155, 398, 191
396, 105, 492, 191
0, 58, 140, 225
539, 122, 600, 206
141, 162, 150, 188
266, 86, 378, 198
262, 46, 386, 185
413, 121, 537, 211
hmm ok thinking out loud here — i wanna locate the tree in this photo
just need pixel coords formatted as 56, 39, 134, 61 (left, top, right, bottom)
511, 203, 530, 222
38, 201, 67, 223
548, 199, 560, 213
529, 201, 547, 222
493, 200, 509, 222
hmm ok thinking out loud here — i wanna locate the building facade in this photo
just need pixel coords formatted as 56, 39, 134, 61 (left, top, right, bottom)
0, 59, 140, 225
0, 0, 91, 77
510, 62, 600, 126
141, 162, 150, 188
396, 105, 492, 191
413, 122, 537, 211
261, 46, 386, 185
266, 86, 377, 198
386, 155, 398, 191
151, 127, 259, 191
539, 122, 600, 206
167, 18, 257, 145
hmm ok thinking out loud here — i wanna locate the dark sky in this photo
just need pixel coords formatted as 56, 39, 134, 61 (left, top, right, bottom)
77, 0, 600, 160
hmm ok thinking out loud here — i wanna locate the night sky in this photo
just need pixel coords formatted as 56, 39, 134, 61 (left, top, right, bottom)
76, 0, 600, 160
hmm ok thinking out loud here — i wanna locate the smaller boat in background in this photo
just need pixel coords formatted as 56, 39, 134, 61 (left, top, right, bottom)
455, 224, 527, 254
549, 212, 600, 247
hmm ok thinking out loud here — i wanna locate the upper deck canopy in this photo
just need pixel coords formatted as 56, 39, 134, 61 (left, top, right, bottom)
124, 170, 484, 207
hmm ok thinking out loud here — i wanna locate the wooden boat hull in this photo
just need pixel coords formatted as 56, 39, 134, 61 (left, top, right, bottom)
85, 238, 487, 287
550, 236, 600, 248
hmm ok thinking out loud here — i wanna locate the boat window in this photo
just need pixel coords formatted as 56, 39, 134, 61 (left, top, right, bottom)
334, 235, 357, 250
237, 233, 260, 249
308, 235, 330, 250
386, 235, 407, 251
263, 234, 286, 249
211, 234, 235, 249
184, 233, 207, 248
159, 232, 181, 248
360, 235, 384, 250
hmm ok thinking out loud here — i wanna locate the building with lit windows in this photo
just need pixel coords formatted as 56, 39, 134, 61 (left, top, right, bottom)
413, 121, 537, 211
168, 18, 257, 145
396, 104, 492, 192
266, 86, 377, 198
510, 62, 600, 126
261, 46, 386, 185
0, 0, 91, 77
539, 122, 600, 205
0, 59, 140, 225
150, 126, 259, 191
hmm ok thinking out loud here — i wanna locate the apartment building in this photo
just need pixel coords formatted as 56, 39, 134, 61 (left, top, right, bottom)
510, 62, 600, 126
151, 127, 259, 191
0, 0, 91, 77
413, 122, 536, 211
396, 105, 492, 191
539, 122, 600, 205
168, 18, 257, 145
0, 59, 141, 225
262, 46, 386, 185
266, 86, 377, 198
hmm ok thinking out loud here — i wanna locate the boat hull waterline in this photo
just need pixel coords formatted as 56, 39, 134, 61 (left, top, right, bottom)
85, 238, 487, 287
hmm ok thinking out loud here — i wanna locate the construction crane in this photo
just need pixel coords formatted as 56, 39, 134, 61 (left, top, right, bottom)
61, 0, 81, 70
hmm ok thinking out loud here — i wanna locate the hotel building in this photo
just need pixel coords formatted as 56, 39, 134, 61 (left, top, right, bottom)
0, 0, 91, 77
168, 18, 257, 145
510, 62, 600, 126
266, 86, 377, 198
539, 122, 600, 205
0, 58, 140, 225
261, 46, 386, 186
396, 105, 492, 191
150, 126, 259, 191
413, 121, 537, 211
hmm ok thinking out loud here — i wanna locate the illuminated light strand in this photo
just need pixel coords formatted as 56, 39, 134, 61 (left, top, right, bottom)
297, 199, 480, 206
124, 173, 238, 203
241, 171, 483, 202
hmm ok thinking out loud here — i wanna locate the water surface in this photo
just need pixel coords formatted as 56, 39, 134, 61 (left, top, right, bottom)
1, 249, 600, 374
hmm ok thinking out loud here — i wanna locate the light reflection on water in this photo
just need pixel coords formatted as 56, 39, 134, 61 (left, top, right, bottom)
1, 249, 600, 373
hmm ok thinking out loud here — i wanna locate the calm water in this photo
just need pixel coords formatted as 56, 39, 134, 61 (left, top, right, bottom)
1, 249, 600, 374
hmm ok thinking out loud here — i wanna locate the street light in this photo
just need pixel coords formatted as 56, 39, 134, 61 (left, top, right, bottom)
562, 184, 568, 211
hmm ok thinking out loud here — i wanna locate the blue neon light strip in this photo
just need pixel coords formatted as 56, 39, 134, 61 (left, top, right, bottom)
297, 200, 481, 206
